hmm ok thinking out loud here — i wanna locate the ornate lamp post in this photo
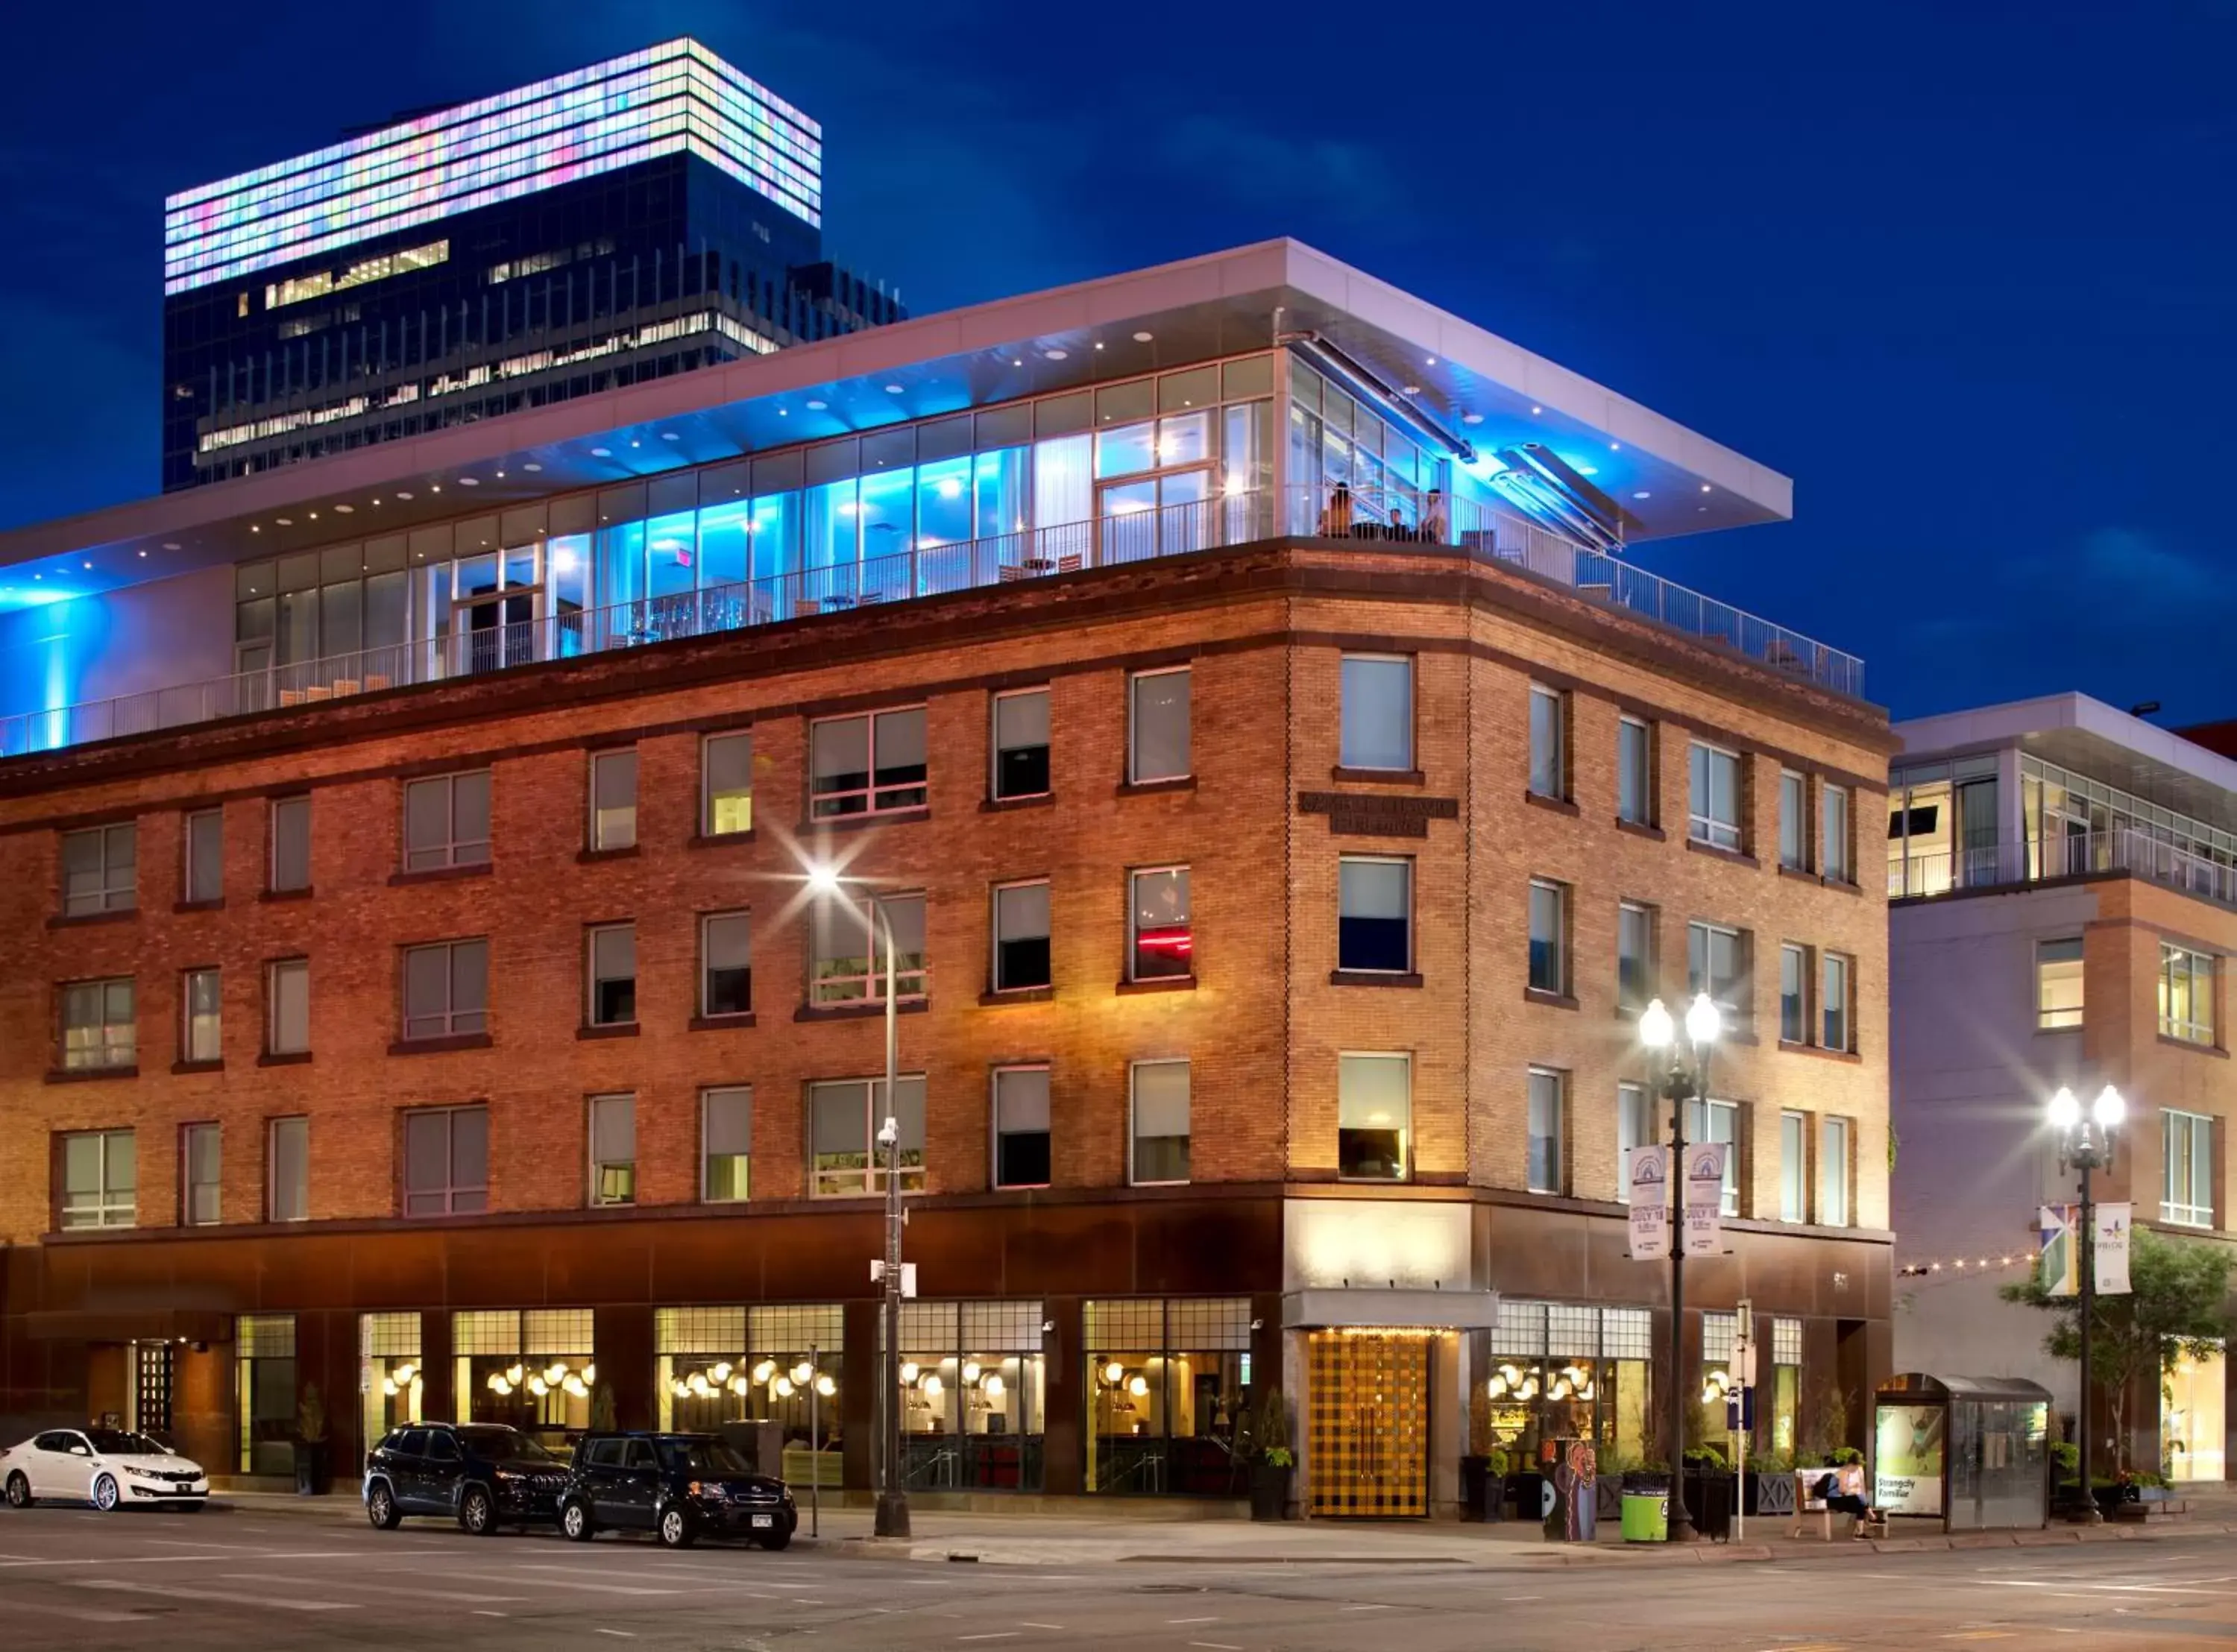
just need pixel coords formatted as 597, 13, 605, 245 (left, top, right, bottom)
2048, 1082, 2124, 1525
1640, 991, 1722, 1544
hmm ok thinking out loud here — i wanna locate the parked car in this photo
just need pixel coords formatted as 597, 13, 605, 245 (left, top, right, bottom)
362, 1422, 569, 1534
559, 1431, 796, 1548
1, 1427, 208, 1511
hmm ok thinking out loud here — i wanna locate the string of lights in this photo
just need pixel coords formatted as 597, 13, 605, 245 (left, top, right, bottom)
1895, 1252, 2036, 1280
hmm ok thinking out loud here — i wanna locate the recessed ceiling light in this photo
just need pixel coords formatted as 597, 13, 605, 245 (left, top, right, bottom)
163, 542, 180, 550
308, 511, 318, 520
1092, 342, 1105, 351
805, 400, 827, 411
251, 525, 260, 532
82, 561, 92, 570
395, 491, 414, 500
276, 517, 293, 526
430, 484, 441, 493
1011, 358, 1023, 367
590, 447, 611, 458
1425, 356, 1438, 366
1462, 413, 1483, 426
1609, 442, 1621, 452
884, 383, 904, 394
1632, 491, 1652, 500
1402, 385, 1420, 395
1043, 348, 1068, 360
494, 470, 506, 478
458, 478, 476, 487
1700, 483, 1712, 494
333, 503, 354, 514
523, 462, 542, 473
1529, 405, 1542, 415
660, 432, 679, 442
629, 439, 641, 448
1576, 464, 1599, 477
137, 549, 148, 557
34, 573, 41, 580
1133, 331, 1154, 343
778, 408, 789, 417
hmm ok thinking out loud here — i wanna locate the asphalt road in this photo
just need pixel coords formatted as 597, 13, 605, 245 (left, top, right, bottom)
4, 1503, 2237, 1650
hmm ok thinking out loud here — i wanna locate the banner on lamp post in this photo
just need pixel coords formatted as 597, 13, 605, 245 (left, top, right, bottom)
1626, 1145, 1670, 1261
2095, 1202, 2132, 1296
2037, 1203, 2079, 1298
1683, 1143, 1728, 1257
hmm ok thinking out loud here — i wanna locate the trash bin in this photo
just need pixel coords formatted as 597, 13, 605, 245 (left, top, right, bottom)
1621, 1490, 1668, 1542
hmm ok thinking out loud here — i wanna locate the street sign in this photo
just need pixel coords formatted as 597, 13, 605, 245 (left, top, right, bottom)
870, 1260, 919, 1297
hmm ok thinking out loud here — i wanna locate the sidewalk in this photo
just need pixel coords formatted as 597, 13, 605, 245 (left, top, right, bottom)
207, 1489, 2237, 1569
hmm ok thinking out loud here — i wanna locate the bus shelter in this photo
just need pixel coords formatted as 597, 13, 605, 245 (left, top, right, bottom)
1873, 1372, 2052, 1532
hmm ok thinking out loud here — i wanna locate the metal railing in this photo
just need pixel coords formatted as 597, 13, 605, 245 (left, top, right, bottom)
1889, 827, 2237, 907
0, 482, 1865, 760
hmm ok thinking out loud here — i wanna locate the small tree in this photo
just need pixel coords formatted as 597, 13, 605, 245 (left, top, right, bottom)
589, 1381, 618, 1433
1240, 1386, 1293, 1468
2001, 1226, 2233, 1473
297, 1382, 327, 1445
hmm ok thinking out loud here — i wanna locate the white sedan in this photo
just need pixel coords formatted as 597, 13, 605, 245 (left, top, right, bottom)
1, 1428, 208, 1511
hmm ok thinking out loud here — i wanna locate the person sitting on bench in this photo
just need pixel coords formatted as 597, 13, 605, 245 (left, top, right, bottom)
1812, 1471, 1884, 1536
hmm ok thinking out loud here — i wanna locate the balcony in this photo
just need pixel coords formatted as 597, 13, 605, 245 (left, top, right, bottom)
1889, 827, 2237, 908
0, 489, 1863, 761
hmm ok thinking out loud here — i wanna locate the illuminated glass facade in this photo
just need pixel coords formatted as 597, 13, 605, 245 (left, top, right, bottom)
161, 40, 901, 492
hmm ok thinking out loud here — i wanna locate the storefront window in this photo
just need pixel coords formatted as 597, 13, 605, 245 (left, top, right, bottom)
1083, 1297, 1253, 1496
1770, 1317, 1803, 1461
655, 1305, 843, 1485
236, 1314, 297, 1475
893, 1301, 1045, 1492
1486, 1301, 1653, 1471
454, 1308, 594, 1447
2163, 1341, 2227, 1482
360, 1311, 424, 1451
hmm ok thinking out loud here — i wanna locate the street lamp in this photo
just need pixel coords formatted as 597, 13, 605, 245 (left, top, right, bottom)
1640, 991, 1722, 1543
807, 860, 910, 1540
2049, 1082, 2124, 1525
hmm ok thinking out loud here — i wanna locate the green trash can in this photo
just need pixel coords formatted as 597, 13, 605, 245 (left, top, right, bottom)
1621, 1490, 1669, 1542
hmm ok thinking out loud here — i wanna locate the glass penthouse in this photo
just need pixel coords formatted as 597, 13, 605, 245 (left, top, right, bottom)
161, 39, 903, 493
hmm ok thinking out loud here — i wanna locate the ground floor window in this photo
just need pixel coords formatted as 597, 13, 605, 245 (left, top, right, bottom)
892, 1300, 1046, 1492
1083, 1296, 1254, 1495
360, 1311, 424, 1451
1485, 1301, 1653, 1472
656, 1305, 844, 1486
454, 1308, 594, 1446
2163, 1340, 2227, 1482
236, 1314, 297, 1475
1770, 1317, 1803, 1461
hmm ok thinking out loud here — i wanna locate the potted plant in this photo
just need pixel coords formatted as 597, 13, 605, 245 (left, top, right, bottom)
293, 1382, 330, 1496
1243, 1387, 1294, 1522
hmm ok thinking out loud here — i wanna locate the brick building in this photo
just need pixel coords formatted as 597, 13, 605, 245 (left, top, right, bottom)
0, 240, 1893, 1513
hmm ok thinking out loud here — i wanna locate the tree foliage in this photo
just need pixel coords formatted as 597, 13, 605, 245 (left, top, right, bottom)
2001, 1226, 2233, 1469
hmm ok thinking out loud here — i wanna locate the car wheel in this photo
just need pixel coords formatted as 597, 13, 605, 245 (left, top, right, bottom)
4, 1473, 32, 1510
656, 1506, 696, 1548
755, 1528, 793, 1551
366, 1483, 402, 1530
561, 1501, 595, 1542
92, 1474, 119, 1513
458, 1486, 496, 1536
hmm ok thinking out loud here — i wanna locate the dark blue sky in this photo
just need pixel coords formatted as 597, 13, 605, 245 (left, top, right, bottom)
4, 0, 2231, 721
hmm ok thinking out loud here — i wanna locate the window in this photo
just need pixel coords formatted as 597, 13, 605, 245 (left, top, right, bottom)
2160, 944, 2216, 1045
590, 1094, 636, 1206
1687, 1098, 1740, 1215
1130, 1060, 1191, 1185
811, 893, 928, 1002
1687, 921, 1749, 1029
1528, 685, 1565, 798
1822, 784, 1852, 883
1617, 1082, 1656, 1201
1780, 1112, 1807, 1223
1617, 717, 1654, 826
1340, 655, 1413, 771
992, 689, 1051, 800
1128, 667, 1191, 784
270, 795, 311, 892
61, 823, 136, 915
268, 1117, 308, 1223
1822, 952, 1853, 1053
589, 749, 638, 851
1778, 771, 1808, 871
182, 968, 222, 1063
402, 940, 488, 1040
1819, 1117, 1851, 1227
1527, 879, 1568, 995
1128, 867, 1192, 981
810, 1076, 926, 1197
2036, 938, 2085, 1030
1527, 1068, 1564, 1194
702, 1086, 751, 1202
184, 810, 223, 904
1339, 1053, 1409, 1181
403, 1106, 488, 1217
2163, 1109, 2213, 1228
993, 1066, 1052, 1188
811, 707, 927, 817
403, 771, 491, 871
1617, 902, 1656, 1012
992, 881, 1052, 992
1689, 743, 1742, 851
588, 923, 638, 1026
1338, 857, 1412, 974
62, 978, 136, 1070
59, 1129, 135, 1229
700, 912, 752, 1017
1779, 944, 1807, 1044
265, 959, 309, 1056
701, 731, 753, 836
183, 1123, 221, 1226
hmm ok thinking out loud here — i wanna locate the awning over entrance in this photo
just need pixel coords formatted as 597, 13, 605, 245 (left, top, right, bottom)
1281, 1287, 1498, 1331
24, 1308, 236, 1344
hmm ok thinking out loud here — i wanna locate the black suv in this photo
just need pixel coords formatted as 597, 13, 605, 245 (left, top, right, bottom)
362, 1422, 569, 1534
559, 1431, 796, 1549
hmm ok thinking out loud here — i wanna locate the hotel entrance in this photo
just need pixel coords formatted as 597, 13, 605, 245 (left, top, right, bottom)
1306, 1330, 1431, 1517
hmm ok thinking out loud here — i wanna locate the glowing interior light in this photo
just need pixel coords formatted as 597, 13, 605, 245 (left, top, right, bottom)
1127, 1375, 1149, 1398
815, 1374, 837, 1397
983, 1372, 1005, 1398
899, 1361, 919, 1385
937, 477, 963, 499
688, 1372, 711, 1397
773, 1375, 796, 1398
381, 1378, 398, 1397
561, 1375, 588, 1398
921, 1373, 944, 1399
961, 1362, 982, 1385
729, 1375, 751, 1396
711, 1362, 732, 1383
753, 1359, 776, 1384
526, 1376, 548, 1396
792, 1361, 814, 1385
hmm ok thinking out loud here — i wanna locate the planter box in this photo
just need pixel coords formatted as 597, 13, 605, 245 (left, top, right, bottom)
292, 1440, 330, 1498
1248, 1463, 1293, 1522
1747, 1472, 1796, 1517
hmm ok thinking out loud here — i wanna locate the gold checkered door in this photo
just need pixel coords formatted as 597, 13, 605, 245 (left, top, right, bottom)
1307, 1331, 1430, 1517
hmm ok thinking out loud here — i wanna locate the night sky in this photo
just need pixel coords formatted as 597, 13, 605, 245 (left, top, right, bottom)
4, 0, 2231, 722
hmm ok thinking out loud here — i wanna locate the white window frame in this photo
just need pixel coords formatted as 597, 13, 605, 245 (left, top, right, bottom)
1337, 854, 1413, 975
1339, 654, 1415, 772
1526, 1066, 1565, 1194
2036, 936, 2085, 1030
1127, 666, 1192, 784
701, 731, 755, 836
183, 1121, 222, 1227
267, 1116, 309, 1223
1617, 716, 1653, 826
992, 879, 1054, 994
1127, 865, 1193, 982
811, 892, 928, 1003
587, 922, 638, 1027
1128, 1059, 1192, 1187
699, 910, 752, 1018
809, 1075, 927, 1198
400, 939, 488, 1040
401, 1105, 488, 1217
184, 808, 224, 904
59, 1128, 135, 1231
1688, 921, 1749, 1029
701, 1085, 752, 1203
1617, 1082, 1656, 1202
269, 795, 311, 892
1822, 783, 1852, 883
181, 967, 222, 1064
1688, 1097, 1742, 1216
810, 707, 928, 818
2160, 943, 2216, 1045
1617, 901, 1656, 1012
1822, 951, 1853, 1053
1528, 684, 1566, 799
991, 687, 1054, 801
992, 1064, 1054, 1190
266, 958, 310, 1056
1779, 1110, 1808, 1223
588, 748, 638, 851
61, 977, 136, 1071
1819, 1115, 1851, 1227
1779, 942, 1808, 1044
1689, 742, 1743, 852
403, 770, 491, 871
61, 823, 136, 915
589, 1093, 637, 1207
1528, 878, 1568, 996
2162, 1109, 2214, 1229
1337, 1050, 1412, 1183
